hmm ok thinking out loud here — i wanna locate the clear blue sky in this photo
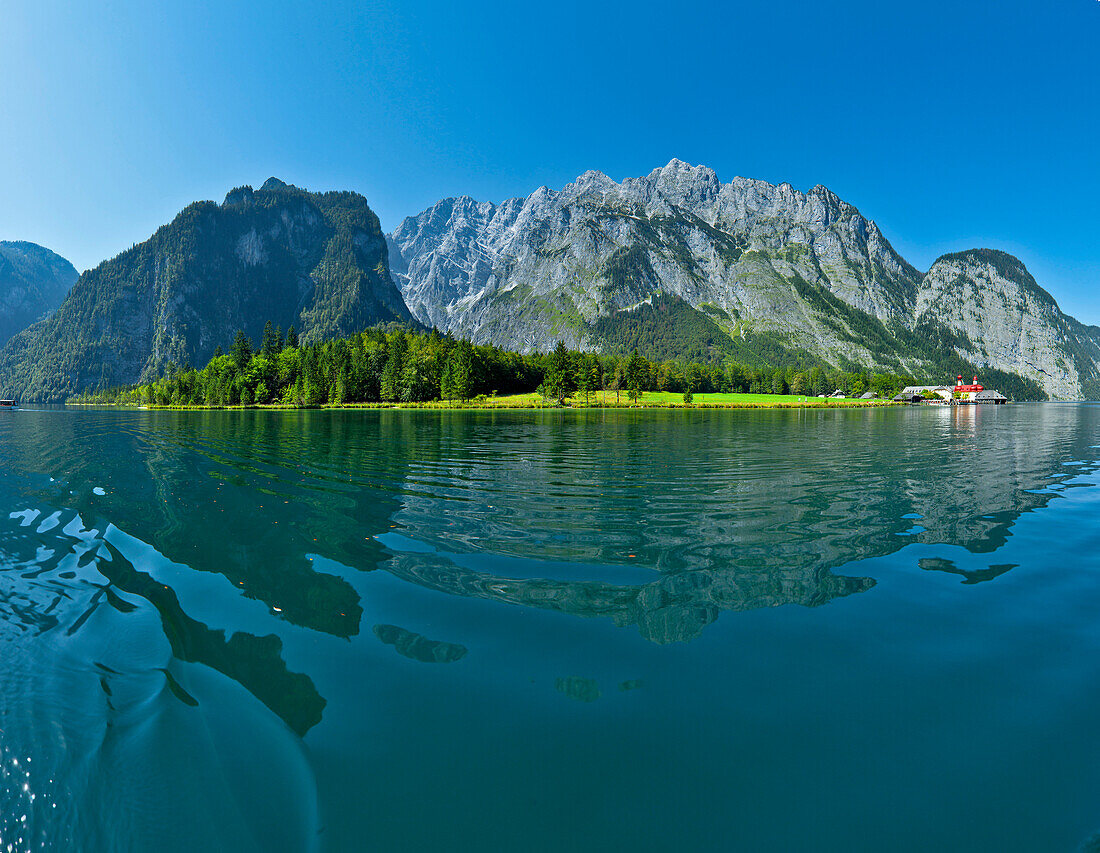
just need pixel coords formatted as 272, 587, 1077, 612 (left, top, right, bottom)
3, 0, 1099, 320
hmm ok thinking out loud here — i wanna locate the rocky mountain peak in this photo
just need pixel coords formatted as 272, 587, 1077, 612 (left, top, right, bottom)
914, 248, 1095, 398
569, 169, 616, 195
259, 177, 289, 191
629, 159, 721, 210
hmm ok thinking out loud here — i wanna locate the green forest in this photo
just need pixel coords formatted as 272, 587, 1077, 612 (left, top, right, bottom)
72, 322, 939, 408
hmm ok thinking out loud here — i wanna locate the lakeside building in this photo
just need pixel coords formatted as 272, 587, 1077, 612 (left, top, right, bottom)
897, 384, 953, 401
893, 376, 1007, 405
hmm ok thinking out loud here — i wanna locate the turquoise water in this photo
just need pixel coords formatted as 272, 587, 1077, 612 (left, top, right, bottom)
1, 404, 1100, 851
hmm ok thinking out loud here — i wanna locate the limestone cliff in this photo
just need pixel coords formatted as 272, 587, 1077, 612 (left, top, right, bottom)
390, 160, 1098, 398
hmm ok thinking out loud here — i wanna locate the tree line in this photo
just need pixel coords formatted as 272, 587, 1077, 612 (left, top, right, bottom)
70, 322, 920, 407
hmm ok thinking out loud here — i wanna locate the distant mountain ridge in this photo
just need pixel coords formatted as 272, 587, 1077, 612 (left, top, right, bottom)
0, 241, 77, 349
389, 160, 1099, 399
0, 179, 410, 400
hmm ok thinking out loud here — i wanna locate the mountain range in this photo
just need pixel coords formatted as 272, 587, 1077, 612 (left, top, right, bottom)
1, 161, 1097, 400
388, 160, 1100, 399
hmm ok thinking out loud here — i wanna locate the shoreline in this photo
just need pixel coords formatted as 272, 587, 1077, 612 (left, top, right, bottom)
65, 398, 905, 412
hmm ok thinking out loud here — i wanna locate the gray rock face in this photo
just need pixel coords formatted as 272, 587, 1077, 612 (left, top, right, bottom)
389, 159, 922, 361
917, 249, 1100, 400
0, 242, 78, 348
389, 160, 1100, 398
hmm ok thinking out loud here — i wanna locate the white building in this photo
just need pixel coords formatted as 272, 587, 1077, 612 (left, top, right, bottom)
899, 385, 953, 401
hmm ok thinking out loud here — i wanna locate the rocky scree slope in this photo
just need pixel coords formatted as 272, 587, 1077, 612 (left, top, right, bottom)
0, 241, 78, 349
0, 179, 411, 401
389, 160, 1095, 398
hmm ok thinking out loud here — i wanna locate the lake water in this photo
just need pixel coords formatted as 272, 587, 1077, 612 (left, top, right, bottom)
2, 404, 1100, 852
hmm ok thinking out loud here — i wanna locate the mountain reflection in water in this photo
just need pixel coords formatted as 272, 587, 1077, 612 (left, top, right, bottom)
0, 404, 1099, 851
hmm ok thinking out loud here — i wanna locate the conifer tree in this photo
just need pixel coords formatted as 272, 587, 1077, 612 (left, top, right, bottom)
625, 349, 648, 403
577, 353, 600, 406
380, 335, 406, 402
230, 330, 253, 370
440, 356, 456, 402
450, 342, 473, 401
261, 321, 278, 357
545, 340, 576, 404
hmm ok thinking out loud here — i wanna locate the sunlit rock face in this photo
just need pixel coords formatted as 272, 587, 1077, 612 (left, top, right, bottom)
0, 241, 77, 348
390, 161, 1100, 398
388, 160, 919, 361
916, 249, 1100, 400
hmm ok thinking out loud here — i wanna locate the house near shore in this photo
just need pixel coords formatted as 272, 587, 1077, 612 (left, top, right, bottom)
894, 376, 1007, 405
897, 384, 952, 401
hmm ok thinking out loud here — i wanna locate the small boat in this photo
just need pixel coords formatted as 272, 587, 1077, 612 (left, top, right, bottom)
0, 400, 17, 410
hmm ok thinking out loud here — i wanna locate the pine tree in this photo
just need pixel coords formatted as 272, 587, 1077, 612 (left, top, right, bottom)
286, 326, 299, 349
625, 349, 648, 404
230, 330, 253, 370
440, 356, 456, 402
610, 360, 626, 404
380, 335, 406, 402
577, 353, 600, 406
451, 342, 473, 401
261, 321, 278, 357
545, 341, 576, 404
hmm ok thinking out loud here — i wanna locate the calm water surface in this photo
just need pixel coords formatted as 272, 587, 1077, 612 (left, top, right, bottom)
1, 404, 1100, 851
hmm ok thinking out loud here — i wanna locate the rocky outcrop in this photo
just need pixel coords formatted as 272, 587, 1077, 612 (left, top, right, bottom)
390, 160, 1100, 398
0, 242, 77, 348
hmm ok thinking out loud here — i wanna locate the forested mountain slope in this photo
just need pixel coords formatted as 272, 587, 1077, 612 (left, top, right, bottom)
0, 241, 77, 348
0, 179, 410, 400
